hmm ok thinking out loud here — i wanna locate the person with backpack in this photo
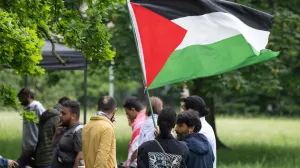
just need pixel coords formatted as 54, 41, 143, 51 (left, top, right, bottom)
138, 96, 163, 146
52, 100, 83, 168
137, 108, 189, 168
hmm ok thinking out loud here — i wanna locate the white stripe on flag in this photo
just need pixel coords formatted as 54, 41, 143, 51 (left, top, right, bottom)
127, 1, 147, 84
172, 12, 270, 51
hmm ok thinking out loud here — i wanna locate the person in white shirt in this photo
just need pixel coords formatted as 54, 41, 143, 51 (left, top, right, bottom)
138, 96, 163, 146
182, 95, 217, 168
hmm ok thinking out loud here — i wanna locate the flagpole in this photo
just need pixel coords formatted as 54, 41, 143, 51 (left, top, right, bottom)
126, 0, 157, 129
146, 88, 157, 129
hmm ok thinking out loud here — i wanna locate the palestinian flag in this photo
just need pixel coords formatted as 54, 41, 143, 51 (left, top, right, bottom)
127, 0, 280, 89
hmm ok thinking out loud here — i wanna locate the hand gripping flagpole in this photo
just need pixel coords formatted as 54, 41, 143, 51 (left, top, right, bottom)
126, 0, 157, 129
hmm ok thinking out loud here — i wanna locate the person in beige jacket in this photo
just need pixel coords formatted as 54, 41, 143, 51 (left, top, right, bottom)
82, 96, 117, 168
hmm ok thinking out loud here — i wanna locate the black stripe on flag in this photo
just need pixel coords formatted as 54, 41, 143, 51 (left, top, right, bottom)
130, 0, 273, 31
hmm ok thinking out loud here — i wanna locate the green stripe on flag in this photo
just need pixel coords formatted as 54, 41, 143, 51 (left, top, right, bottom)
149, 34, 279, 89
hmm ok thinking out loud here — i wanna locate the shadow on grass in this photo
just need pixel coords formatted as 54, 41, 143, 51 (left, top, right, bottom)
218, 144, 300, 168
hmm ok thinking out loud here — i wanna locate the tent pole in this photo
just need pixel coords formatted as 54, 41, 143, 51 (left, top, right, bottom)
84, 59, 88, 124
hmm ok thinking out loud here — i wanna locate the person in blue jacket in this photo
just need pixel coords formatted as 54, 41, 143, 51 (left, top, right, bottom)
0, 156, 18, 168
175, 110, 215, 168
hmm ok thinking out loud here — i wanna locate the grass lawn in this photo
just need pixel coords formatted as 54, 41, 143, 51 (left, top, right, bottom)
0, 111, 300, 168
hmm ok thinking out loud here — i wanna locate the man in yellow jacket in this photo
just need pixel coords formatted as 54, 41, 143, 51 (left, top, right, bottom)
82, 96, 117, 168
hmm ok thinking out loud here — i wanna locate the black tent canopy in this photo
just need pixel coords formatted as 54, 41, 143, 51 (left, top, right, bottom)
41, 42, 88, 124
41, 41, 87, 70
3, 41, 88, 123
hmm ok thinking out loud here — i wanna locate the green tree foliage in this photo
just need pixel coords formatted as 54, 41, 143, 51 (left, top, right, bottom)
0, 0, 123, 121
186, 0, 300, 148
189, 0, 300, 113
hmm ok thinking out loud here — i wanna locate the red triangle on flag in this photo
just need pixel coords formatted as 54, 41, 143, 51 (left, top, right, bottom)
130, 3, 187, 87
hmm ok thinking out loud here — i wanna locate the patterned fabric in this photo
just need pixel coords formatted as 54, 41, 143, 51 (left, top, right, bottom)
95, 111, 109, 118
148, 152, 182, 168
138, 114, 158, 146
137, 134, 189, 168
126, 109, 147, 167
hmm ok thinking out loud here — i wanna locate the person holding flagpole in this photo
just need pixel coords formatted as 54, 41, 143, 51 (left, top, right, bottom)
138, 96, 163, 146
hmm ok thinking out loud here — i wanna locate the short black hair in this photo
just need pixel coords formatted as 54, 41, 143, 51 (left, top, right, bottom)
62, 100, 80, 119
97, 96, 117, 113
18, 88, 35, 99
58, 96, 70, 104
123, 97, 143, 112
183, 95, 209, 117
157, 108, 177, 137
177, 110, 201, 133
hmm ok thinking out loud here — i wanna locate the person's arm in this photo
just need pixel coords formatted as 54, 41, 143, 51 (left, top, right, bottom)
52, 122, 63, 146
0, 158, 8, 167
52, 134, 57, 147
130, 149, 138, 163
73, 128, 83, 168
94, 128, 114, 168
8, 159, 19, 168
126, 138, 139, 167
73, 152, 83, 168
0, 158, 18, 168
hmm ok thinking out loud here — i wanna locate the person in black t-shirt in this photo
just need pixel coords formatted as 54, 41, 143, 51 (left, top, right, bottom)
52, 100, 83, 168
137, 108, 189, 168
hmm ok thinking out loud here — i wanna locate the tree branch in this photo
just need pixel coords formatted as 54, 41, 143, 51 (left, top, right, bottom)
38, 25, 68, 66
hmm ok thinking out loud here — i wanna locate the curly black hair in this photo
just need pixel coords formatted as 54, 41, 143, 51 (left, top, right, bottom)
176, 110, 202, 133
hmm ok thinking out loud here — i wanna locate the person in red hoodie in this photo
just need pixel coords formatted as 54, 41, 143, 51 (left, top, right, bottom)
120, 97, 147, 168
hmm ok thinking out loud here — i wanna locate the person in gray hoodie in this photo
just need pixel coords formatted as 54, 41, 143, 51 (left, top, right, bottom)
17, 88, 45, 168
175, 110, 214, 168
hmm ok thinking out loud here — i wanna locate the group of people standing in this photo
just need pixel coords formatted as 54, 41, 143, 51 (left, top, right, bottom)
0, 87, 217, 168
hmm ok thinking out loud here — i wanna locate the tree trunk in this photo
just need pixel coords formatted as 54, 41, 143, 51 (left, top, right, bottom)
192, 78, 229, 149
